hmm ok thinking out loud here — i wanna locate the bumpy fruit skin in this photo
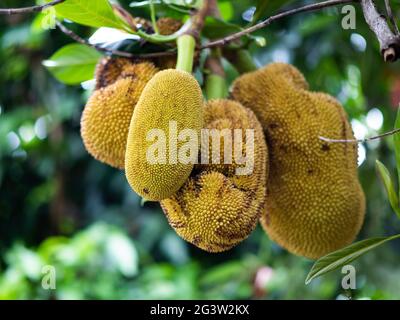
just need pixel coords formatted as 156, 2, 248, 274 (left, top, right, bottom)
81, 61, 158, 169
232, 63, 365, 259
157, 17, 183, 36
125, 70, 203, 201
95, 58, 158, 89
161, 100, 268, 252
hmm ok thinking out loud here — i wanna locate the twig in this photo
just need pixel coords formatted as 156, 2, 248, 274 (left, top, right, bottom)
384, 0, 399, 35
361, 0, 400, 62
202, 0, 356, 49
319, 128, 400, 144
0, 0, 65, 15
56, 21, 175, 59
56, 21, 133, 58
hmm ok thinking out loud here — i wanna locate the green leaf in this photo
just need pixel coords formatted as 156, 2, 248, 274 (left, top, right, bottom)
394, 107, 400, 198
253, 0, 295, 24
54, 0, 126, 29
305, 234, 400, 285
43, 44, 102, 85
130, 0, 202, 9
203, 17, 243, 40
376, 160, 400, 218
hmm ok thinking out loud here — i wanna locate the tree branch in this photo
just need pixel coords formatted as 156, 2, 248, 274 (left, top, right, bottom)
56, 21, 175, 59
56, 21, 133, 58
384, 0, 400, 35
202, 0, 356, 49
0, 0, 65, 15
361, 0, 400, 62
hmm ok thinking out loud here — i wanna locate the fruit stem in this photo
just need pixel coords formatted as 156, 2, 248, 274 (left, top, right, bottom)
149, 0, 159, 34
205, 49, 227, 99
176, 34, 196, 73
224, 49, 258, 74
206, 74, 227, 100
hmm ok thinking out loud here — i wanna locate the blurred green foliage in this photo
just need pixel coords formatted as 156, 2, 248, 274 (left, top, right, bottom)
0, 0, 400, 300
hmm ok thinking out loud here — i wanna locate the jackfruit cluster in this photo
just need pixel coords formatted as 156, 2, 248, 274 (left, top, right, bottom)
161, 99, 268, 252
81, 59, 158, 169
125, 69, 204, 201
232, 63, 365, 259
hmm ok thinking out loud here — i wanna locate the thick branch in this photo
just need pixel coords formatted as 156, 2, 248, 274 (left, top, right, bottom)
361, 0, 400, 62
0, 0, 65, 15
384, 0, 399, 35
203, 0, 356, 49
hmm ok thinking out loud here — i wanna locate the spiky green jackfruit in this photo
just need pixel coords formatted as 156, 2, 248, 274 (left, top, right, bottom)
125, 69, 203, 201
232, 63, 365, 259
81, 61, 158, 169
161, 99, 268, 252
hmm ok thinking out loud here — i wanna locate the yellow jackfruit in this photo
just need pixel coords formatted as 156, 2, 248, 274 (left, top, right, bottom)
125, 69, 203, 201
161, 99, 268, 252
232, 63, 365, 259
81, 61, 158, 169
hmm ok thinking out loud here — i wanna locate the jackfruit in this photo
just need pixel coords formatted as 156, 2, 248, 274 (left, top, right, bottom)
125, 69, 203, 201
81, 61, 158, 169
161, 99, 268, 252
95, 57, 157, 89
157, 17, 183, 36
232, 63, 365, 259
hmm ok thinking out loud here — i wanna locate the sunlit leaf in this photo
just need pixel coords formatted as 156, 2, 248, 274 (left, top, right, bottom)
376, 160, 400, 218
306, 234, 400, 285
43, 44, 102, 85
54, 0, 126, 29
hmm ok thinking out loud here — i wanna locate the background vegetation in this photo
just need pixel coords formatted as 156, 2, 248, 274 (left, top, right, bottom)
0, 0, 400, 299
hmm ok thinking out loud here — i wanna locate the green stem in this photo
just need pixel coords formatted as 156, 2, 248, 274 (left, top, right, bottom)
205, 74, 228, 100
149, 0, 159, 34
225, 49, 258, 74
136, 30, 178, 43
176, 35, 196, 73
